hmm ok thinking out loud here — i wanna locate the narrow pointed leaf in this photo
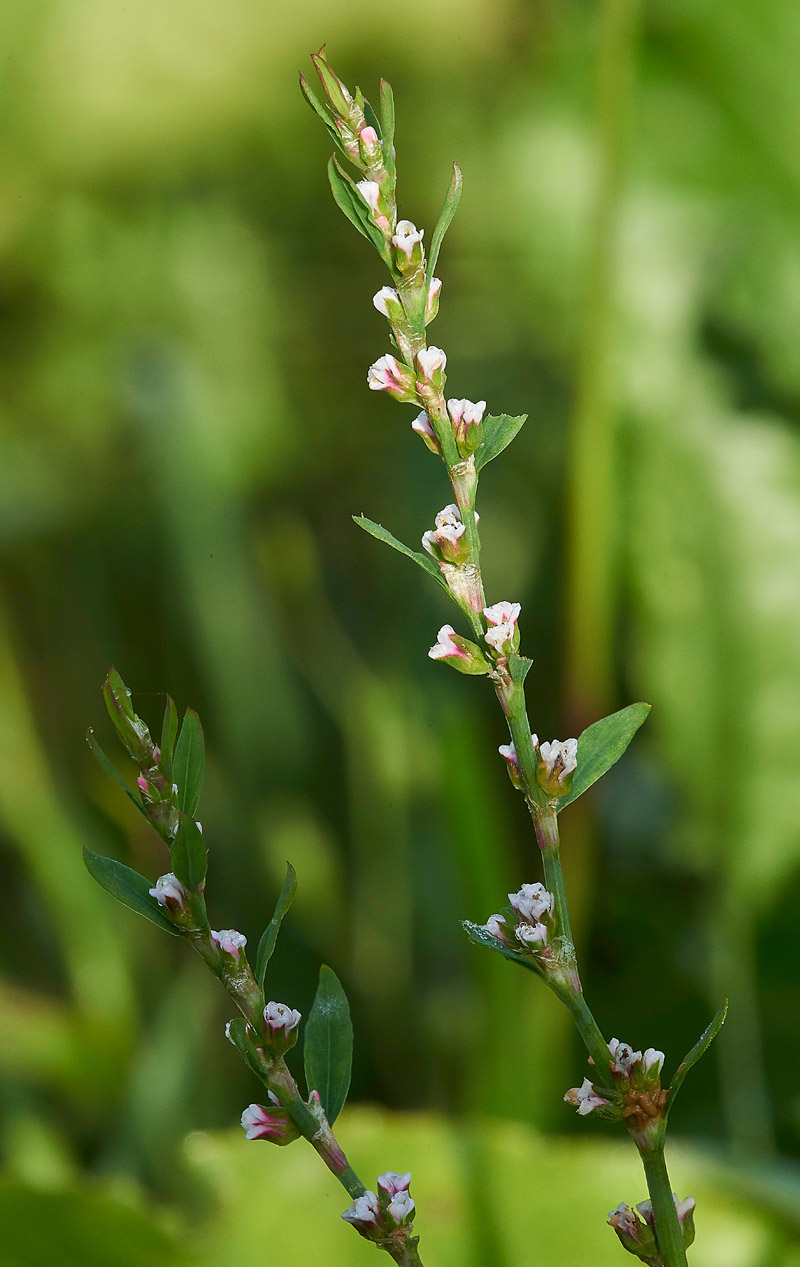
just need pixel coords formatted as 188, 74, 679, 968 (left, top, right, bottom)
83, 848, 181, 935
256, 863, 298, 989
353, 516, 449, 592
310, 49, 351, 118
426, 163, 462, 287
363, 98, 382, 140
462, 921, 544, 977
474, 413, 527, 471
665, 998, 728, 1124
172, 708, 205, 816
558, 702, 651, 811
86, 730, 149, 819
328, 158, 393, 267
379, 79, 395, 182
102, 669, 153, 763
299, 73, 343, 151
159, 695, 179, 781
171, 813, 207, 891
303, 966, 353, 1125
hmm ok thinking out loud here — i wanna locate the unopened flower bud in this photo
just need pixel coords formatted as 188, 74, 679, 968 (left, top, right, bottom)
608, 1203, 658, 1260
639, 1047, 665, 1090
264, 1000, 302, 1055
342, 1191, 382, 1240
377, 1171, 412, 1199
428, 625, 490, 675
373, 286, 404, 322
483, 600, 521, 657
564, 1077, 612, 1117
411, 410, 441, 454
509, 881, 554, 924
149, 872, 190, 915
415, 345, 446, 389
387, 1190, 415, 1227
392, 220, 424, 273
358, 124, 382, 161
447, 397, 486, 458
367, 354, 418, 403
211, 928, 247, 960
422, 504, 469, 565
498, 742, 525, 790
537, 737, 578, 797
241, 1095, 300, 1146
425, 276, 442, 325
356, 179, 382, 213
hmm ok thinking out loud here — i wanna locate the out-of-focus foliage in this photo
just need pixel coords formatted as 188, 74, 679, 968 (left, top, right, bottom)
2, 0, 800, 1257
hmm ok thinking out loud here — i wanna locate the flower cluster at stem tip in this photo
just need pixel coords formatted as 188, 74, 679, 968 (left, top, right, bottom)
565, 1040, 669, 1131
342, 1171, 416, 1244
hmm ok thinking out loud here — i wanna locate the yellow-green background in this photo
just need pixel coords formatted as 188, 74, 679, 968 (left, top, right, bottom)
2, 0, 799, 1262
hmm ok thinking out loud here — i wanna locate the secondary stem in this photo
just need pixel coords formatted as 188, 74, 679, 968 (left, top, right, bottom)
638, 1138, 689, 1267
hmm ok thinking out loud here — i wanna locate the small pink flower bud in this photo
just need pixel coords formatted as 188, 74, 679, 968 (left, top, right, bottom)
498, 742, 525, 791
356, 180, 382, 213
341, 1191, 382, 1240
367, 354, 418, 403
564, 1077, 612, 1117
264, 1000, 302, 1055
241, 1096, 300, 1146
211, 928, 247, 959
148, 872, 189, 913
411, 410, 441, 454
537, 738, 578, 796
377, 1171, 412, 1198
373, 286, 402, 319
447, 397, 486, 457
484, 600, 521, 627
425, 276, 442, 325
428, 625, 490, 675
358, 125, 381, 161
509, 881, 554, 924
392, 220, 425, 272
415, 345, 447, 387
481, 913, 511, 944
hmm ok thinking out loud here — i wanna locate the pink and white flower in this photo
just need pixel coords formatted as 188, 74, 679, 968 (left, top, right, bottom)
481, 913, 510, 943
415, 345, 447, 384
392, 219, 424, 264
411, 410, 440, 453
564, 1077, 612, 1116
538, 738, 578, 789
447, 398, 486, 455
608, 1038, 643, 1078
377, 1171, 412, 1199
342, 1191, 382, 1235
367, 354, 417, 402
509, 881, 554, 924
483, 602, 521, 656
428, 625, 489, 675
515, 921, 548, 949
241, 1095, 292, 1142
148, 872, 189, 912
422, 504, 468, 564
387, 1190, 415, 1226
425, 276, 442, 324
484, 601, 521, 627
356, 180, 381, 212
211, 928, 247, 959
373, 286, 401, 318
358, 125, 381, 157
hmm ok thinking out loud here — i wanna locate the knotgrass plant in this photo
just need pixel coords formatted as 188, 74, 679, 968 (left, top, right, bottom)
82, 48, 727, 1267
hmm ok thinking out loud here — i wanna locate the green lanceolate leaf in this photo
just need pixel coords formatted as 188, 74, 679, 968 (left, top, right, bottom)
474, 414, 527, 472
509, 654, 533, 688
327, 158, 393, 268
664, 998, 728, 1124
353, 515, 449, 592
426, 163, 462, 288
557, 702, 651, 812
379, 79, 395, 182
86, 729, 149, 820
256, 862, 298, 990
226, 1017, 268, 1080
303, 966, 353, 1126
171, 813, 207, 891
83, 848, 181, 935
172, 708, 205, 816
462, 921, 544, 978
159, 695, 179, 781
299, 72, 344, 152
102, 668, 153, 764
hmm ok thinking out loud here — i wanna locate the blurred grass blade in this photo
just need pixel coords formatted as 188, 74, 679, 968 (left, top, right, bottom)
426, 163, 462, 287
665, 997, 728, 1123
86, 729, 148, 819
256, 862, 298, 990
475, 414, 527, 472
303, 965, 353, 1125
353, 515, 449, 592
171, 814, 207, 891
172, 708, 205, 816
83, 849, 180, 936
558, 702, 651, 811
159, 696, 179, 781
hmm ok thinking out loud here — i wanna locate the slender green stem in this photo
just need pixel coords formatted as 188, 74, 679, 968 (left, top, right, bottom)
638, 1139, 688, 1267
533, 811, 575, 950
561, 986, 611, 1076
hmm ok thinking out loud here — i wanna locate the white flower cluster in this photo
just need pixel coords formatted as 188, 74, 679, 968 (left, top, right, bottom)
481, 881, 556, 961
341, 1171, 416, 1242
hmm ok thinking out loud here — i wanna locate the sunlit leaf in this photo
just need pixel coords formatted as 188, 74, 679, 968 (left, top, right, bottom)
83, 849, 180, 936
474, 414, 527, 471
426, 163, 462, 288
558, 703, 651, 811
353, 515, 449, 592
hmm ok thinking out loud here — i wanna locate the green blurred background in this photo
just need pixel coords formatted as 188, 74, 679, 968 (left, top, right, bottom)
2, 0, 800, 1262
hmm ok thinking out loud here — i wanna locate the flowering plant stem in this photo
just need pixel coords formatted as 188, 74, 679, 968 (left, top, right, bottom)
638, 1137, 689, 1267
